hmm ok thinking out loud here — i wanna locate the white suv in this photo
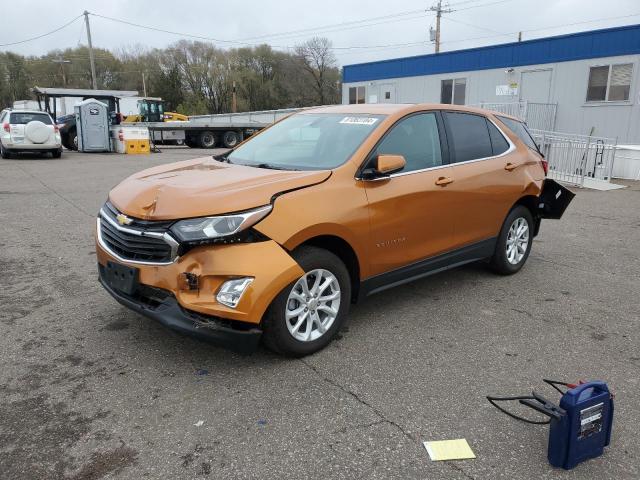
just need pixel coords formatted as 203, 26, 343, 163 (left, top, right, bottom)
0, 109, 62, 159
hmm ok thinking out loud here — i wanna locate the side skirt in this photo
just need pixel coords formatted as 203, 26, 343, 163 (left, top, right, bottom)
360, 237, 497, 297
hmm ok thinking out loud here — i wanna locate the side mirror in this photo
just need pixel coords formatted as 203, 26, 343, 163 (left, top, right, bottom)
360, 154, 406, 180
376, 154, 406, 175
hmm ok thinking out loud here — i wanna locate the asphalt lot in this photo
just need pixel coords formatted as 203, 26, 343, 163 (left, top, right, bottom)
1, 147, 639, 480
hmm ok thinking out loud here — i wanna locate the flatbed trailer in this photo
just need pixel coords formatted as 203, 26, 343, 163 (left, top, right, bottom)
134, 107, 306, 149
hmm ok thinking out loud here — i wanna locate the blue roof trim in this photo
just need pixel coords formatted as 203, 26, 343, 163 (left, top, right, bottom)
343, 24, 640, 83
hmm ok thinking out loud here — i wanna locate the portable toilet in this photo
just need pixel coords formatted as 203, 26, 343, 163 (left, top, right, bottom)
75, 99, 110, 152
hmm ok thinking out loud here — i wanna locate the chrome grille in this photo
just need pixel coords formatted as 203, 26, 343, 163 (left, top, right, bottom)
98, 204, 178, 265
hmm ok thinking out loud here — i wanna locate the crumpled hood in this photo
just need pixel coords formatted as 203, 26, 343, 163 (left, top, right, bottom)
108, 157, 331, 220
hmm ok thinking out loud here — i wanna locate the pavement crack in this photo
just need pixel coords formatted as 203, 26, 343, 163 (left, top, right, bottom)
300, 358, 415, 443
445, 461, 476, 480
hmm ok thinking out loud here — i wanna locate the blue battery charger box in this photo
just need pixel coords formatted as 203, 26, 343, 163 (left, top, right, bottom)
488, 379, 614, 470
548, 381, 614, 470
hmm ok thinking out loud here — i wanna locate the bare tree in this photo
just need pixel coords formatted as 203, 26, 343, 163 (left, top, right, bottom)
295, 37, 339, 105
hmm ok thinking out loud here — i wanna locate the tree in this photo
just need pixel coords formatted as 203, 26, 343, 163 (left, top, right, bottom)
295, 37, 340, 105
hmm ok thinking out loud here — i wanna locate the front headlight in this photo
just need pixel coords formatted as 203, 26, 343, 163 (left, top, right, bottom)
170, 205, 272, 242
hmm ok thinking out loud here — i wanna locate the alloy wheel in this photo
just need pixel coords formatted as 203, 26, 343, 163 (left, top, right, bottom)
285, 269, 341, 342
506, 217, 529, 265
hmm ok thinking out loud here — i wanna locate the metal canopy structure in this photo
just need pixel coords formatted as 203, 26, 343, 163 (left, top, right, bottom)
31, 87, 138, 98
31, 87, 140, 119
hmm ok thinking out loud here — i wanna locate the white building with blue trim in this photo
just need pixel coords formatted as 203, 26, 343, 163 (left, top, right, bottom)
342, 24, 640, 144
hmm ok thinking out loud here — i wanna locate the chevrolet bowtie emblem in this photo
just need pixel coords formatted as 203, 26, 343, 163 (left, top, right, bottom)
116, 213, 133, 226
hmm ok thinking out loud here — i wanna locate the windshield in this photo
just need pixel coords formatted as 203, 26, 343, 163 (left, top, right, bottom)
228, 113, 385, 170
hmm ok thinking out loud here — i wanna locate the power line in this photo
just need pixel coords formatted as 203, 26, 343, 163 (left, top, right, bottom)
0, 15, 83, 47
237, 9, 429, 41
444, 16, 505, 35
336, 11, 640, 58
454, 0, 517, 11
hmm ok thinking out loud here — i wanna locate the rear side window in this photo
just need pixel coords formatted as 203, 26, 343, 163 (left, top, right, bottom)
497, 116, 539, 151
444, 112, 493, 163
374, 113, 442, 172
9, 112, 53, 125
487, 121, 510, 155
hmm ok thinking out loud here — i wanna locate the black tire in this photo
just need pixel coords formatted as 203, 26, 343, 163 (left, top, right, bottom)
51, 149, 62, 158
222, 130, 239, 148
489, 205, 534, 275
198, 131, 216, 148
184, 136, 197, 148
1, 144, 12, 159
69, 129, 78, 151
262, 246, 351, 357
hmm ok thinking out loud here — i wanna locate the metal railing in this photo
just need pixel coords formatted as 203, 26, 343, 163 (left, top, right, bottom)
473, 101, 558, 131
530, 129, 618, 187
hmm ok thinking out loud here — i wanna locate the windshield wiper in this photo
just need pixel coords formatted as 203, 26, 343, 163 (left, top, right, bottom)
253, 163, 299, 171
212, 149, 233, 163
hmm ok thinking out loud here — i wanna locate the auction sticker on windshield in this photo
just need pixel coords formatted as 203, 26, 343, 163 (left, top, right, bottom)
339, 117, 379, 126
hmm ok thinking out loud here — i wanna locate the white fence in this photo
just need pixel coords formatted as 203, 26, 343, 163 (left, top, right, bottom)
473, 101, 558, 131
530, 129, 618, 187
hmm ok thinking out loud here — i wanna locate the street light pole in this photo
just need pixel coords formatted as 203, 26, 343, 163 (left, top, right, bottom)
83, 11, 98, 89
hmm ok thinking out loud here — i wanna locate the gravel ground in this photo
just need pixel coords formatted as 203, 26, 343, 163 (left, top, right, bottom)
1, 147, 638, 479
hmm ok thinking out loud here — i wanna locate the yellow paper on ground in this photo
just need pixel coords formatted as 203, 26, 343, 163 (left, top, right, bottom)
423, 439, 476, 461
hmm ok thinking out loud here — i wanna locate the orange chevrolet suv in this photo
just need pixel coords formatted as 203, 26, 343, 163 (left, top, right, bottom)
96, 104, 573, 355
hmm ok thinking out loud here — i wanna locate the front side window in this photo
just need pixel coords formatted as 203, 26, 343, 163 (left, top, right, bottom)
497, 115, 539, 152
228, 113, 384, 170
348, 86, 366, 104
444, 112, 492, 162
9, 112, 52, 125
441, 78, 466, 105
373, 113, 442, 172
586, 63, 633, 102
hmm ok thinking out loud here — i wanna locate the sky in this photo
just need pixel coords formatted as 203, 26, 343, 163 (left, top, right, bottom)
1, 0, 640, 66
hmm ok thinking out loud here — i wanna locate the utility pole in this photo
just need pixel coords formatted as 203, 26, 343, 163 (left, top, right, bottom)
142, 72, 147, 97
231, 81, 237, 113
518, 31, 522, 42
52, 58, 71, 87
429, 1, 453, 54
83, 11, 98, 89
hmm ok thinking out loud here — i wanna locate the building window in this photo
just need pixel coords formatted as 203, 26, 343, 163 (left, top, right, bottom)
441, 78, 466, 105
586, 63, 633, 102
348, 86, 366, 104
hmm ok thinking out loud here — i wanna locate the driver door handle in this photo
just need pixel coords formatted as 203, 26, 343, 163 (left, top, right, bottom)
505, 162, 518, 171
435, 176, 454, 186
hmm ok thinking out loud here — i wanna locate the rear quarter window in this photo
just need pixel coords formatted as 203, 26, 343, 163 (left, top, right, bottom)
9, 112, 53, 125
497, 116, 538, 152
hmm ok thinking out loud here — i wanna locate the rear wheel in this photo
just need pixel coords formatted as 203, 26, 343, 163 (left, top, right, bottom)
1, 144, 12, 159
51, 149, 62, 158
489, 205, 534, 275
262, 246, 351, 356
223, 130, 239, 148
198, 131, 216, 148
69, 129, 78, 151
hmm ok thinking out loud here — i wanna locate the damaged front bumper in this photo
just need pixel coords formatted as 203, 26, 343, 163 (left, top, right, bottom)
96, 233, 305, 352
99, 265, 262, 354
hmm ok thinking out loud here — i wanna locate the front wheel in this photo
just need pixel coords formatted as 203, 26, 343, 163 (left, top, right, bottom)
489, 205, 534, 275
262, 246, 351, 356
